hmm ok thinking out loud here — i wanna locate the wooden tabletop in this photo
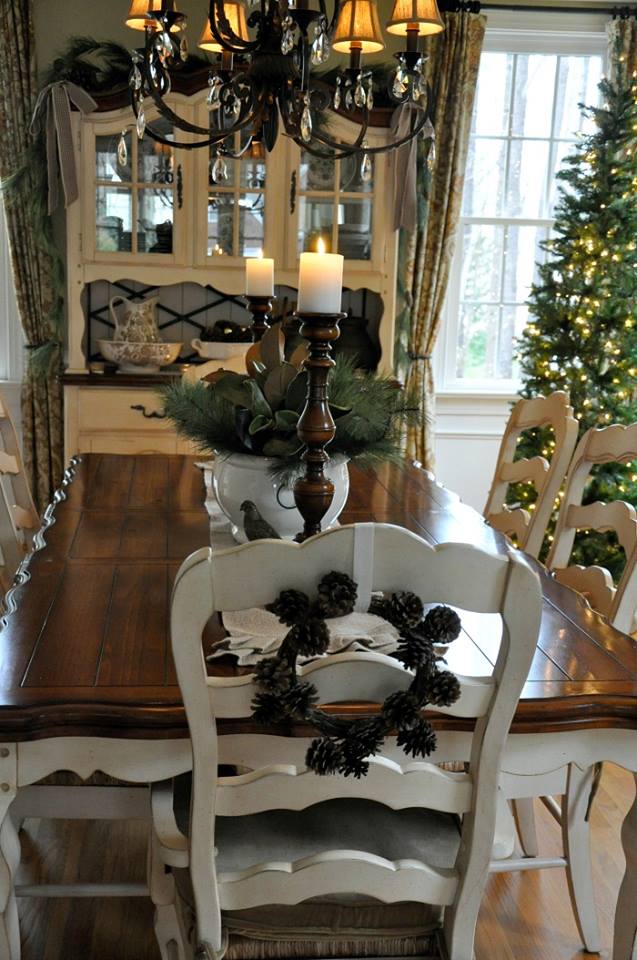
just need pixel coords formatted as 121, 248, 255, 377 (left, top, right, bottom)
1, 453, 636, 742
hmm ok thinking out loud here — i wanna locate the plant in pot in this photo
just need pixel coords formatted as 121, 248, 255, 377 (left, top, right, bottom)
161, 323, 418, 541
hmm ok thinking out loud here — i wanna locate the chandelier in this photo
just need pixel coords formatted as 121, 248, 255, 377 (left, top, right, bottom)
124, 0, 443, 180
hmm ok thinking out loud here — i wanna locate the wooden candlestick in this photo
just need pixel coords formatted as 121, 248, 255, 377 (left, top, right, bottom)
246, 296, 273, 342
293, 311, 346, 541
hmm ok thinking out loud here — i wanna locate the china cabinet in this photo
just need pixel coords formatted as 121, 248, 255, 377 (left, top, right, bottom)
63, 84, 399, 459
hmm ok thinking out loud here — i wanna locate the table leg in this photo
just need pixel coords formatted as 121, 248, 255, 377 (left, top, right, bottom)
613, 773, 637, 960
563, 764, 601, 953
0, 746, 19, 960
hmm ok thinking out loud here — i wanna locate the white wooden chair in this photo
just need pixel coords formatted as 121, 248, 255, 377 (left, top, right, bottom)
152, 523, 542, 960
547, 421, 637, 633
0, 390, 39, 595
484, 392, 578, 559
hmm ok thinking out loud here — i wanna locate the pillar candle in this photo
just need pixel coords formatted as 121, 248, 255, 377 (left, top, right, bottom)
246, 253, 274, 297
297, 241, 344, 313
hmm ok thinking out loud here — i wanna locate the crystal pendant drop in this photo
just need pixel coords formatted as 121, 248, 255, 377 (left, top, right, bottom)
231, 95, 241, 119
360, 149, 372, 183
281, 16, 295, 55
366, 83, 374, 110
392, 67, 407, 99
159, 31, 173, 61
117, 130, 128, 167
179, 33, 189, 60
427, 137, 436, 173
136, 105, 146, 140
211, 154, 228, 183
345, 86, 353, 110
208, 76, 223, 109
354, 74, 366, 108
129, 64, 142, 91
333, 77, 341, 110
417, 73, 427, 98
300, 102, 312, 143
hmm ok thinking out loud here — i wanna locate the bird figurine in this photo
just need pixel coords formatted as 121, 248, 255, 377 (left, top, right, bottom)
240, 500, 282, 541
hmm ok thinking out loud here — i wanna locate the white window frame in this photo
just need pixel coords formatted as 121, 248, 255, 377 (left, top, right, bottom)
435, 12, 608, 399
0, 197, 23, 385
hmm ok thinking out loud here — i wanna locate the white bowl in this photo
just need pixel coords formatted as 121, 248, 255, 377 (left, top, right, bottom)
191, 338, 251, 360
98, 339, 182, 374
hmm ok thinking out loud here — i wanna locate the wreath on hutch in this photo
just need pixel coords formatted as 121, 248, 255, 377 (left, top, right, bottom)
251, 570, 462, 778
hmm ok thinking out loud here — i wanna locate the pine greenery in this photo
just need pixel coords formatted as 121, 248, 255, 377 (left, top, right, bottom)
509, 66, 637, 579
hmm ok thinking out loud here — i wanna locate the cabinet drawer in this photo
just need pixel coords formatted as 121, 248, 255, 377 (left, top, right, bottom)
78, 387, 170, 433
79, 433, 179, 455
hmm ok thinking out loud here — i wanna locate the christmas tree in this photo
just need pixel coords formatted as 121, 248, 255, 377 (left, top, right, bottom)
510, 62, 637, 579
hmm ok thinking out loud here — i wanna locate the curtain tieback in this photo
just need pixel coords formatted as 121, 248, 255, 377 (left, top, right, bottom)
408, 353, 432, 362
31, 81, 98, 214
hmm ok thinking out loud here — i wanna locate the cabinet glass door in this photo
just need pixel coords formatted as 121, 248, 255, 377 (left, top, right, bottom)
94, 117, 177, 256
297, 150, 374, 261
207, 132, 266, 258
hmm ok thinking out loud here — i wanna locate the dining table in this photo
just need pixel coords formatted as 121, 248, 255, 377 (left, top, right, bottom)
0, 452, 636, 960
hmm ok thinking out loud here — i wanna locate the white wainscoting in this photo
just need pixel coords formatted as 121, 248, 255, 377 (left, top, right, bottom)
433, 394, 512, 513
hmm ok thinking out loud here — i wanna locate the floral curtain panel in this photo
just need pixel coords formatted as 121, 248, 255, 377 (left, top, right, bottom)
396, 9, 486, 468
608, 16, 637, 80
0, 0, 64, 510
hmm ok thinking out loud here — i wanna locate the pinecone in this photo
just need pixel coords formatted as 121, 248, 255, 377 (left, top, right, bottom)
317, 571, 358, 618
396, 718, 437, 758
266, 589, 310, 626
395, 626, 436, 670
281, 679, 319, 716
288, 617, 330, 657
348, 717, 385, 755
306, 737, 343, 775
384, 591, 424, 631
382, 690, 420, 729
251, 691, 290, 724
253, 657, 294, 695
426, 669, 461, 708
423, 605, 462, 643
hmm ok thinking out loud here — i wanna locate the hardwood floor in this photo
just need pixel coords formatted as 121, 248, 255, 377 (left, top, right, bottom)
15, 764, 635, 959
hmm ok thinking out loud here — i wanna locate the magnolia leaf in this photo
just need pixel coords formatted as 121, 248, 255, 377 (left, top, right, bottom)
243, 379, 272, 418
285, 370, 309, 412
235, 408, 255, 451
248, 414, 274, 436
212, 372, 250, 407
288, 342, 309, 371
263, 436, 303, 458
245, 341, 263, 377
260, 322, 285, 372
274, 409, 300, 431
264, 362, 299, 408
329, 402, 352, 418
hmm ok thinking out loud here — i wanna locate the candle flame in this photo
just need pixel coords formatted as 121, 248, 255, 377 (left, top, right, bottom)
317, 237, 326, 255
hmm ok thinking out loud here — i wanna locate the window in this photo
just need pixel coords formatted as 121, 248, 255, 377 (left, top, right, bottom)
438, 31, 605, 393
0, 197, 22, 383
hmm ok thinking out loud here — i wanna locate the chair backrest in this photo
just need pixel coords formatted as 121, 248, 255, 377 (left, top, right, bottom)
171, 523, 542, 953
546, 422, 637, 634
484, 392, 578, 558
0, 391, 38, 590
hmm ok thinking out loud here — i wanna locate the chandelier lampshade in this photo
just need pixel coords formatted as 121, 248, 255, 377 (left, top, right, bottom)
198, 1, 250, 51
125, 0, 179, 30
385, 0, 444, 36
332, 0, 385, 54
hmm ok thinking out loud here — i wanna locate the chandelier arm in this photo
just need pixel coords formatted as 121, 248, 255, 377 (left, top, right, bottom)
326, 0, 344, 35
207, 0, 264, 52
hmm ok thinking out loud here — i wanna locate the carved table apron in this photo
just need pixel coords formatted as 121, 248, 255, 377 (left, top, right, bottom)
0, 454, 635, 960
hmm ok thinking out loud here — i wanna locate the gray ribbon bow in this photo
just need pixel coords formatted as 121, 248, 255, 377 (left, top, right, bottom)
388, 102, 435, 232
31, 81, 98, 214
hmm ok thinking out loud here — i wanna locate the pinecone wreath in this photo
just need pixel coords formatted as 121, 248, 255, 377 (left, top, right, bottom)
251, 572, 463, 778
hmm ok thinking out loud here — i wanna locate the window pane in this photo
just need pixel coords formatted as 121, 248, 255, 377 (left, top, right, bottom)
95, 186, 132, 252
462, 137, 507, 216
96, 134, 130, 183
138, 118, 175, 182
460, 224, 503, 303
298, 198, 334, 253
499, 306, 528, 378
137, 188, 174, 254
511, 55, 557, 138
208, 194, 235, 256
239, 156, 266, 189
340, 153, 374, 193
238, 192, 265, 256
505, 138, 550, 217
554, 55, 603, 140
300, 152, 335, 191
456, 304, 500, 379
473, 52, 513, 136
338, 199, 373, 259
549, 140, 575, 213
502, 225, 547, 302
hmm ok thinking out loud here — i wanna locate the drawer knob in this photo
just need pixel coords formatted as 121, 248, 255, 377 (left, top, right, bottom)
130, 404, 166, 420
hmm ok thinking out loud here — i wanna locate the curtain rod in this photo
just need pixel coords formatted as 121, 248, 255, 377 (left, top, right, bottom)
445, 2, 635, 15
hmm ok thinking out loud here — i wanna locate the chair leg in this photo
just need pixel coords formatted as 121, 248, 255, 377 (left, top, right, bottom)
148, 832, 189, 960
562, 764, 601, 953
511, 797, 539, 857
613, 772, 637, 960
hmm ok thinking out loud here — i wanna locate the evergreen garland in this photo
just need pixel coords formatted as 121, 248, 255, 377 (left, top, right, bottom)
509, 62, 637, 579
252, 571, 462, 777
